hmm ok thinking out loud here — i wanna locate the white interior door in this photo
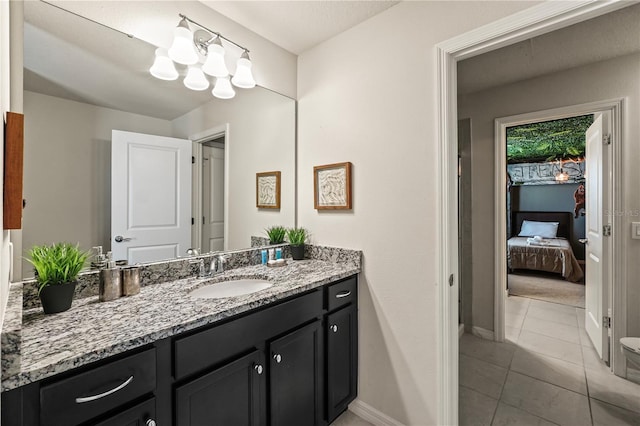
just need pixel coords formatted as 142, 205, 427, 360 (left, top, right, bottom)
112, 130, 192, 264
584, 113, 610, 362
201, 146, 225, 252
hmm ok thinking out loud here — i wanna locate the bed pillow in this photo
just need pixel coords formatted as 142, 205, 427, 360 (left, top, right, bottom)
518, 220, 559, 238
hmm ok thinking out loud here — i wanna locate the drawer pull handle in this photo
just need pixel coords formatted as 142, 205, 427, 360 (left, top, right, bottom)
75, 375, 134, 403
336, 290, 351, 299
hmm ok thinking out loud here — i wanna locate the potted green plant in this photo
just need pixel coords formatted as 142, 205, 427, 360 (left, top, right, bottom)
287, 227, 308, 260
26, 242, 90, 314
265, 225, 287, 245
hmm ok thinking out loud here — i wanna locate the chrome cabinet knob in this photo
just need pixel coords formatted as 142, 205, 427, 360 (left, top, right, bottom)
330, 325, 338, 333
146, 419, 156, 426
273, 354, 282, 363
255, 364, 263, 375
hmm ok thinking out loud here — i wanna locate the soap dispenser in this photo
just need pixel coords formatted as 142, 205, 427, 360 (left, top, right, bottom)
91, 246, 107, 269
99, 251, 122, 302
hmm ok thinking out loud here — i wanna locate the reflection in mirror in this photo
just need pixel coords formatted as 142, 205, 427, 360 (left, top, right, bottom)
18, 1, 295, 280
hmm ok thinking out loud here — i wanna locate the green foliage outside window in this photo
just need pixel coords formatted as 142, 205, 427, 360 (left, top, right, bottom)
507, 115, 593, 164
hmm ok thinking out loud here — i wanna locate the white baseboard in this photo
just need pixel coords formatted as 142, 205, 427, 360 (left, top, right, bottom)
471, 326, 495, 341
459, 323, 464, 338
349, 399, 405, 426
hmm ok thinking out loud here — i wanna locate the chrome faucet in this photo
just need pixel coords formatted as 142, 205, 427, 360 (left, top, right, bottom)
210, 254, 228, 275
189, 258, 210, 279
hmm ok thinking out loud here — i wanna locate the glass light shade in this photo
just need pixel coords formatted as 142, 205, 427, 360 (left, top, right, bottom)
231, 55, 256, 89
202, 40, 229, 77
168, 19, 198, 65
212, 76, 235, 99
150, 48, 178, 81
555, 171, 569, 182
184, 66, 209, 91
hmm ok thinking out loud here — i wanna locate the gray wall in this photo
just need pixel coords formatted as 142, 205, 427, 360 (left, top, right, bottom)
458, 51, 640, 335
512, 183, 586, 259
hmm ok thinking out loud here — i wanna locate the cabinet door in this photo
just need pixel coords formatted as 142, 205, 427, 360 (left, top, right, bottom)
326, 304, 358, 423
94, 398, 156, 426
269, 320, 323, 426
175, 350, 265, 426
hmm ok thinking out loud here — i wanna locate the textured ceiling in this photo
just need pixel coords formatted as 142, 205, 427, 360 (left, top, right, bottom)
200, 1, 399, 54
458, 3, 640, 95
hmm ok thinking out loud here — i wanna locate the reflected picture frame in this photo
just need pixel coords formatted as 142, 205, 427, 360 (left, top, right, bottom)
314, 162, 352, 210
256, 171, 281, 209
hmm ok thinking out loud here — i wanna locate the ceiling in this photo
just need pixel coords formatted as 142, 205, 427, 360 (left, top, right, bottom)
199, 1, 399, 55
458, 3, 640, 95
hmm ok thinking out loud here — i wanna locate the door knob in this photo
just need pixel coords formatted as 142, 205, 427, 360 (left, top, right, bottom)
254, 364, 263, 375
330, 325, 338, 333
146, 420, 156, 426
273, 354, 282, 363
114, 235, 132, 243
579, 238, 588, 244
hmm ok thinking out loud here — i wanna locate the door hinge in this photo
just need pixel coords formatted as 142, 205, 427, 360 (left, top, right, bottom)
603, 134, 611, 145
192, 156, 195, 164
603, 224, 612, 237
602, 316, 611, 328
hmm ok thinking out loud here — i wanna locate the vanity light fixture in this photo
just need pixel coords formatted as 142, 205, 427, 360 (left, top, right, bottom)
150, 48, 179, 81
151, 14, 257, 100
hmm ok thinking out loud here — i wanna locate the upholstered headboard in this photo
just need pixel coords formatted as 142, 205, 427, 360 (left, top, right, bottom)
512, 211, 572, 239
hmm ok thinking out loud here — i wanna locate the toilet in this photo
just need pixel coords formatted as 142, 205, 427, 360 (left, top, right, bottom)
621, 337, 640, 368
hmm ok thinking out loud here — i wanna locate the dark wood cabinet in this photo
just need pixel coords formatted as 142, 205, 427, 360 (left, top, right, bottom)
93, 398, 156, 426
175, 350, 265, 426
269, 320, 323, 426
326, 304, 358, 423
2, 275, 358, 426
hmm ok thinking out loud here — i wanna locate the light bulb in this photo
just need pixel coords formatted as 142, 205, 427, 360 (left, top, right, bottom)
168, 18, 198, 65
231, 51, 256, 89
150, 48, 178, 81
202, 37, 229, 77
184, 65, 209, 91
212, 76, 235, 99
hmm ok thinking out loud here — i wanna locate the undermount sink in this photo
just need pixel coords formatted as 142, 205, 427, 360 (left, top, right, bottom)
189, 279, 273, 299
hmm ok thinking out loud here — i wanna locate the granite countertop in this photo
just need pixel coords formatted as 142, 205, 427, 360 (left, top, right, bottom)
2, 258, 360, 392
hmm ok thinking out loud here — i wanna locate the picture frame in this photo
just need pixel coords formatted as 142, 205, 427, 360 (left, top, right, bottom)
314, 162, 352, 210
256, 171, 281, 209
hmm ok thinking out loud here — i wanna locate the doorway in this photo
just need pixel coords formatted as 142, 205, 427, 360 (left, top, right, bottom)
494, 101, 621, 369
436, 2, 632, 423
191, 125, 229, 253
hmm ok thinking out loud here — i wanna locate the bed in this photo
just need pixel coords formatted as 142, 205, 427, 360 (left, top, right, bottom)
508, 211, 584, 282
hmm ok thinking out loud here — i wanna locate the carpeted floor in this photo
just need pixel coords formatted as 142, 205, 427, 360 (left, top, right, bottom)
508, 272, 585, 308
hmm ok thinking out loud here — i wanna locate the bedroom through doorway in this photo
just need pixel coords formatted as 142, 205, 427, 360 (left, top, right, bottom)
505, 114, 591, 309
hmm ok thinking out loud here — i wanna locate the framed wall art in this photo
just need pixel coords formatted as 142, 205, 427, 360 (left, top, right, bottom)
314, 162, 352, 210
256, 171, 281, 209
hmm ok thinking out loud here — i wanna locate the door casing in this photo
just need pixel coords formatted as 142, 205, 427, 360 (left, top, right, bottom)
435, 2, 630, 424
493, 101, 623, 373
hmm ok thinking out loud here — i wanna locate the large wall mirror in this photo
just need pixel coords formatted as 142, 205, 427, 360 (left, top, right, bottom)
18, 1, 296, 279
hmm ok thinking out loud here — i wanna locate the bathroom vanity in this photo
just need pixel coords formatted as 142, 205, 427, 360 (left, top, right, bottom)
1, 254, 359, 426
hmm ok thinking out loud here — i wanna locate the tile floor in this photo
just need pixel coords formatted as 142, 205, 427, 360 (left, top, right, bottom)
460, 296, 640, 426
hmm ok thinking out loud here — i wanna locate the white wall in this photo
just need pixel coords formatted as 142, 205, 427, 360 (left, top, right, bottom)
172, 88, 295, 250
297, 1, 538, 424
458, 53, 640, 336
21, 91, 172, 278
